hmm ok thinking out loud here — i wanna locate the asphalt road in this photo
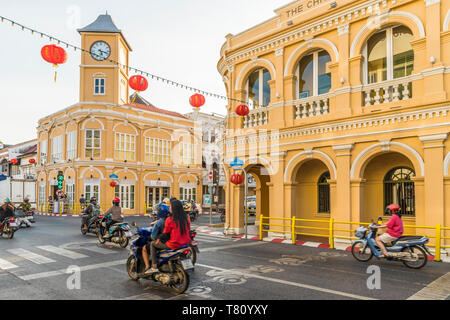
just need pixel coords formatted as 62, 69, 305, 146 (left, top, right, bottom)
0, 215, 449, 301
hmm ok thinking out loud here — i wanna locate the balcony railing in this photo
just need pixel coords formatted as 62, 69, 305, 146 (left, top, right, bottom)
293, 93, 331, 120
243, 108, 269, 128
362, 76, 413, 107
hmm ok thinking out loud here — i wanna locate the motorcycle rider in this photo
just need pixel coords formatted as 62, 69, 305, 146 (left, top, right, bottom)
81, 197, 100, 231
145, 198, 191, 275
20, 197, 31, 212
374, 204, 404, 258
0, 198, 15, 225
141, 203, 170, 272
103, 197, 124, 238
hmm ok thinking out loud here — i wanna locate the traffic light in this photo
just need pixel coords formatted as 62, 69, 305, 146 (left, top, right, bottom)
57, 171, 64, 190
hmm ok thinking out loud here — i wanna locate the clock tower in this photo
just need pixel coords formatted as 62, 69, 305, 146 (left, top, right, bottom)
78, 14, 132, 105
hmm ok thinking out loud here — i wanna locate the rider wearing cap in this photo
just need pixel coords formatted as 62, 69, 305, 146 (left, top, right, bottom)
82, 197, 100, 231
0, 198, 15, 224
103, 197, 124, 238
374, 204, 404, 258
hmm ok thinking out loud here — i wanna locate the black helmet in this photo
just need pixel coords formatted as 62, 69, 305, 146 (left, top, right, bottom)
90, 197, 97, 204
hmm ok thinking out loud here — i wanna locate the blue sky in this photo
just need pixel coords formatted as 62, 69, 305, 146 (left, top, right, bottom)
0, 0, 288, 144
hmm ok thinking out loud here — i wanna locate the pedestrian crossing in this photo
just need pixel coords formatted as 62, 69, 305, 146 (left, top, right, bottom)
0, 233, 231, 272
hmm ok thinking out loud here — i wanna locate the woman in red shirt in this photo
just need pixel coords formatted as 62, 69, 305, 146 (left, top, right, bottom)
145, 198, 191, 275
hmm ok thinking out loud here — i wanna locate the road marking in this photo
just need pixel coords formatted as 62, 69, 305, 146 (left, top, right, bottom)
407, 272, 450, 300
37, 246, 89, 259
200, 241, 264, 252
7, 249, 55, 265
18, 259, 127, 281
0, 258, 17, 270
196, 263, 377, 300
16, 242, 264, 281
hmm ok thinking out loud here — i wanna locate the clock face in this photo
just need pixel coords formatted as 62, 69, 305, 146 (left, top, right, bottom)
90, 41, 111, 61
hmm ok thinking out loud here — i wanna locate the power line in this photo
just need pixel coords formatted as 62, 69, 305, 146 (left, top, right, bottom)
0, 15, 266, 109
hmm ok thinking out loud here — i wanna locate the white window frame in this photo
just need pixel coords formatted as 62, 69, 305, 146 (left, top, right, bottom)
115, 184, 135, 210
38, 183, 46, 206
84, 182, 100, 203
94, 78, 106, 95
363, 25, 412, 85
295, 50, 331, 99
115, 132, 136, 161
66, 131, 77, 160
51, 135, 63, 163
85, 129, 101, 159
40, 140, 48, 165
145, 137, 171, 164
180, 142, 194, 166
246, 68, 270, 109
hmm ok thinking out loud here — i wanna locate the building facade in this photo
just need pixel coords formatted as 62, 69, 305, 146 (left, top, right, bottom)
0, 139, 37, 207
218, 0, 450, 248
36, 14, 203, 214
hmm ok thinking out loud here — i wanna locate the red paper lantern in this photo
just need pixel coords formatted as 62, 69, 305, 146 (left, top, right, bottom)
129, 75, 149, 103
41, 45, 67, 81
129, 75, 149, 92
189, 94, 206, 109
110, 181, 118, 188
28, 158, 36, 164
10, 159, 18, 165
230, 174, 244, 185
236, 104, 250, 118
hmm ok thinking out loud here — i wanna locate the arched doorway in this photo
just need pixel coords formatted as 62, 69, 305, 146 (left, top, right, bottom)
360, 152, 416, 222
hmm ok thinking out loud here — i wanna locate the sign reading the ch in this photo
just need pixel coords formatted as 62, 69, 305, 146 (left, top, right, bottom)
285, 0, 331, 18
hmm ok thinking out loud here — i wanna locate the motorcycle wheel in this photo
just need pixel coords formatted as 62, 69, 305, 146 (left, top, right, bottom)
126, 256, 140, 280
351, 242, 373, 262
6, 227, 14, 239
118, 230, 129, 248
169, 263, 190, 294
97, 228, 106, 244
187, 245, 197, 265
401, 246, 427, 269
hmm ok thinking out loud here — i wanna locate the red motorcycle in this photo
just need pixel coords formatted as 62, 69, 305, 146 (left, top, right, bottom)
0, 217, 17, 239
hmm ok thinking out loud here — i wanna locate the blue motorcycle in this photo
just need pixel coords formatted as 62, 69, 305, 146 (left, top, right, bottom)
352, 222, 431, 269
97, 214, 132, 248
126, 226, 193, 294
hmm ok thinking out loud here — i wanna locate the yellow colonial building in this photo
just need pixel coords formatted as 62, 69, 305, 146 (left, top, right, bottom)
219, 0, 450, 249
36, 14, 202, 214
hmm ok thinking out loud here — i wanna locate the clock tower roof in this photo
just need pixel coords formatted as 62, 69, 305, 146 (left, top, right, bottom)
78, 13, 132, 51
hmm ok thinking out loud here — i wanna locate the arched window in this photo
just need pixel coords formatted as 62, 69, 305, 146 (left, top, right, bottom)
364, 25, 414, 84
297, 50, 331, 99
384, 167, 415, 216
318, 171, 330, 214
247, 68, 271, 108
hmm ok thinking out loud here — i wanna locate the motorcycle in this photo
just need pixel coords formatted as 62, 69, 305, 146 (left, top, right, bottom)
97, 214, 132, 248
187, 230, 199, 265
126, 226, 193, 294
352, 221, 431, 269
0, 217, 17, 239
219, 208, 225, 223
81, 213, 103, 235
14, 208, 35, 229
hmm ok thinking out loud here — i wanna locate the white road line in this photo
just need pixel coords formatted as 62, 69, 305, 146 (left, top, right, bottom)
196, 263, 376, 300
7, 249, 55, 265
18, 259, 127, 281
77, 246, 116, 255
0, 258, 18, 270
407, 272, 450, 300
37, 246, 89, 259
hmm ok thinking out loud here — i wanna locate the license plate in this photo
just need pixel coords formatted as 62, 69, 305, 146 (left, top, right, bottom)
181, 259, 194, 270
125, 232, 132, 238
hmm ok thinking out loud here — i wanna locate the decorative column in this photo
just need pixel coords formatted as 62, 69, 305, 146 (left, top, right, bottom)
333, 144, 354, 245
419, 133, 448, 227
334, 23, 352, 117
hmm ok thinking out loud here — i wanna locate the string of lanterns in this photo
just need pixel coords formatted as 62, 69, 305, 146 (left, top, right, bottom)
0, 15, 265, 114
